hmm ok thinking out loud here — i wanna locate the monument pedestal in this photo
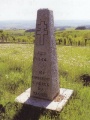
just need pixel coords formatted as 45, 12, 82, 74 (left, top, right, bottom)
15, 88, 73, 111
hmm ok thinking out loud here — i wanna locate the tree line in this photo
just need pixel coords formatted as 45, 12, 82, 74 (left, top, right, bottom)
55, 30, 90, 46
0, 30, 35, 44
0, 29, 90, 46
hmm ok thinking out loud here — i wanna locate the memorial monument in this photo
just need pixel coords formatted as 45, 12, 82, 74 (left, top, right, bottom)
30, 9, 60, 100
15, 9, 73, 111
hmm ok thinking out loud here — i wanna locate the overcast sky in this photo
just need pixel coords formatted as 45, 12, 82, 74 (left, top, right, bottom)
0, 0, 90, 21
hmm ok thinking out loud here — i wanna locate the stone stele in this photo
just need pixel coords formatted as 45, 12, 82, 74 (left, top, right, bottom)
15, 9, 74, 111
30, 9, 60, 100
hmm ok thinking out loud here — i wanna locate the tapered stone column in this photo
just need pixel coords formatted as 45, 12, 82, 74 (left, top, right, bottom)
30, 9, 60, 100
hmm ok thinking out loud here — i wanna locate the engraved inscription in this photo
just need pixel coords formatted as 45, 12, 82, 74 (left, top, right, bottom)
39, 71, 45, 75
32, 76, 50, 81
34, 51, 47, 62
32, 81, 49, 87
34, 57, 46, 62
38, 87, 43, 91
36, 21, 48, 45
37, 51, 46, 56
33, 91, 47, 97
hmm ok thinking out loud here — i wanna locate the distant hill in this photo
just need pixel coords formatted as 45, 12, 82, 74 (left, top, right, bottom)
75, 26, 86, 30
75, 25, 90, 30
25, 29, 35, 32
1, 20, 90, 29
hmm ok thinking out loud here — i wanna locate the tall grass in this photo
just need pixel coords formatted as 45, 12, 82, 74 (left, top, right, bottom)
0, 44, 90, 120
57, 46, 90, 82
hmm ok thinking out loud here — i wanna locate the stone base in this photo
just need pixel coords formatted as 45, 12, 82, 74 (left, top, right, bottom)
15, 88, 73, 111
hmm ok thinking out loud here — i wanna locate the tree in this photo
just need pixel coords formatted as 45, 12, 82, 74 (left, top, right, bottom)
0, 30, 3, 33
68, 35, 73, 46
64, 37, 67, 45
1, 33, 5, 42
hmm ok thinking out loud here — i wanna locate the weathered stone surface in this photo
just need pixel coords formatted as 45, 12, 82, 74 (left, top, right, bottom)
15, 88, 74, 111
30, 9, 60, 100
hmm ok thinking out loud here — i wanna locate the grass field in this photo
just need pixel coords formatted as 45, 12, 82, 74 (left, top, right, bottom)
0, 44, 90, 120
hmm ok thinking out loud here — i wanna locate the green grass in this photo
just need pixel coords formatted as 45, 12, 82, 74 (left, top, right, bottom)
0, 44, 90, 120
57, 46, 90, 82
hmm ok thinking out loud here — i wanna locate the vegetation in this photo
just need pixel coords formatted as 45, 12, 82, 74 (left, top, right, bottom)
0, 29, 90, 46
0, 29, 35, 44
75, 26, 86, 30
0, 43, 90, 120
55, 30, 90, 46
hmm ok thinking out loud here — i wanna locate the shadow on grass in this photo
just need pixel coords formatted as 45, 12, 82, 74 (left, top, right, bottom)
0, 104, 5, 120
13, 104, 60, 120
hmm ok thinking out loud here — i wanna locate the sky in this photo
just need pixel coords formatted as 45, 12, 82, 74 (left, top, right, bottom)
0, 0, 90, 21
